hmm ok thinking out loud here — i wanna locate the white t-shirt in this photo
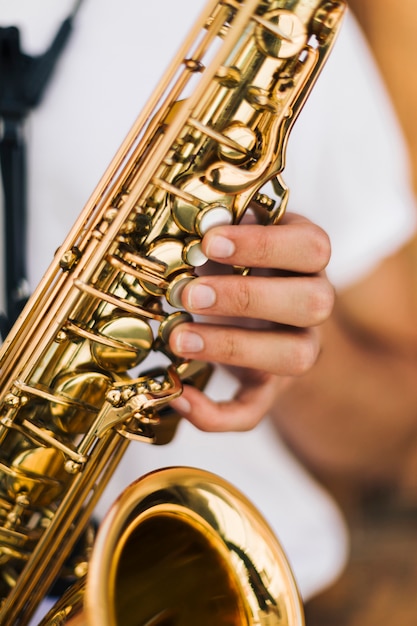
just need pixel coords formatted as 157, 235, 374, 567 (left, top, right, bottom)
1, 1, 415, 614
285, 10, 417, 289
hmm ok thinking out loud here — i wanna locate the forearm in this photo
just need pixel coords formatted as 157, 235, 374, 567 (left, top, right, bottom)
271, 308, 417, 490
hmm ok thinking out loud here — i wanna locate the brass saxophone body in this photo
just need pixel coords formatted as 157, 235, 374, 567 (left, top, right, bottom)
0, 1, 345, 623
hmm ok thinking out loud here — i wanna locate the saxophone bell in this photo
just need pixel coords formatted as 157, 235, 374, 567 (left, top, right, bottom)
40, 467, 304, 626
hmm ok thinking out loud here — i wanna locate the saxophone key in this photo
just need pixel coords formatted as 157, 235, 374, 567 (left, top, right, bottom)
90, 314, 154, 372
254, 10, 307, 59
6, 443, 69, 508
157, 310, 193, 342
50, 370, 113, 434
140, 238, 191, 296
182, 238, 208, 267
166, 273, 195, 309
172, 182, 234, 235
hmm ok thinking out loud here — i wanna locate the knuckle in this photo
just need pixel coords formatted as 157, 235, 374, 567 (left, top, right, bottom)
289, 330, 320, 375
309, 224, 332, 271
252, 230, 271, 266
235, 280, 252, 314
219, 332, 239, 361
304, 277, 335, 325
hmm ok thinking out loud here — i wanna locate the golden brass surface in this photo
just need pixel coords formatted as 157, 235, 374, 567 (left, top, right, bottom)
0, 1, 345, 623
41, 468, 304, 626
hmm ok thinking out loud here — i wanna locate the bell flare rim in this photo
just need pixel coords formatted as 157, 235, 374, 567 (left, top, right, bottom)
86, 465, 305, 626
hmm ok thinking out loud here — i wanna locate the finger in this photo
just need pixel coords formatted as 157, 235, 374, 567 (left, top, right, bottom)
202, 216, 331, 274
169, 374, 289, 432
169, 322, 321, 376
181, 273, 334, 327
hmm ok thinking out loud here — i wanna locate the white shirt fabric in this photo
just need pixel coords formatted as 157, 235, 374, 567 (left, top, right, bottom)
285, 11, 417, 290
1, 1, 416, 618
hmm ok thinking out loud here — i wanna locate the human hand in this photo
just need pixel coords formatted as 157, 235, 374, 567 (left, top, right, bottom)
168, 213, 334, 431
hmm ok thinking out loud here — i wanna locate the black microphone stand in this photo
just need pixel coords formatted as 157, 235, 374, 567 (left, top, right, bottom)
0, 2, 83, 333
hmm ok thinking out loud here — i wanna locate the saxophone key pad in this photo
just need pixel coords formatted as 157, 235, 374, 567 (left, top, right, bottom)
166, 273, 195, 309
195, 203, 233, 236
183, 239, 208, 267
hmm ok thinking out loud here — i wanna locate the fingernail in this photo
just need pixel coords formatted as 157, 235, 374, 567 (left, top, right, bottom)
206, 234, 235, 259
187, 283, 216, 309
170, 396, 191, 415
174, 330, 205, 353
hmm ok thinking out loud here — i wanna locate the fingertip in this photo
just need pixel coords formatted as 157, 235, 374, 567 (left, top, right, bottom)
169, 394, 191, 416
203, 232, 236, 260
170, 385, 223, 432
169, 326, 205, 356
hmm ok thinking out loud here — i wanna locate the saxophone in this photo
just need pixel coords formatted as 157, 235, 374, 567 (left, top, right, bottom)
0, 1, 345, 623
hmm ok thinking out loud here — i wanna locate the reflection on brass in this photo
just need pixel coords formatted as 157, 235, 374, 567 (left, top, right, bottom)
91, 315, 154, 372
40, 468, 305, 625
0, 1, 345, 623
